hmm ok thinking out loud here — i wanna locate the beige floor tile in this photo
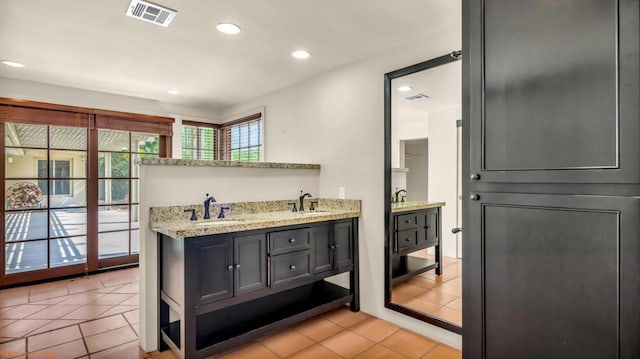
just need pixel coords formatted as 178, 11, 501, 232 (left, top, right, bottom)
0, 305, 49, 319
28, 320, 85, 335
80, 314, 129, 337
321, 330, 375, 358
401, 298, 441, 315
416, 290, 458, 307
31, 338, 87, 359
0, 338, 25, 356
218, 342, 278, 359
89, 339, 140, 359
445, 298, 462, 311
84, 326, 137, 353
286, 343, 343, 359
393, 283, 429, 298
25, 305, 81, 320
292, 318, 343, 342
391, 291, 413, 304
430, 307, 462, 326
59, 305, 112, 320
0, 319, 17, 329
28, 283, 69, 303
57, 293, 105, 305
0, 319, 51, 338
27, 325, 82, 352
422, 344, 462, 359
99, 274, 136, 288
110, 282, 139, 294
119, 294, 140, 306
350, 318, 400, 342
381, 329, 438, 359
98, 305, 138, 317
354, 344, 409, 359
406, 277, 437, 290
0, 288, 29, 308
151, 350, 179, 359
123, 309, 139, 325
322, 307, 370, 328
260, 329, 314, 357
90, 293, 135, 306
67, 277, 105, 294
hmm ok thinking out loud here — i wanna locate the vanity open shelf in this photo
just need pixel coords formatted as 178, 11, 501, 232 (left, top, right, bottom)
157, 217, 359, 359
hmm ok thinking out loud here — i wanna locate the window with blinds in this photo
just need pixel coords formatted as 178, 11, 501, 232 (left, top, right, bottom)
181, 121, 218, 160
220, 114, 263, 162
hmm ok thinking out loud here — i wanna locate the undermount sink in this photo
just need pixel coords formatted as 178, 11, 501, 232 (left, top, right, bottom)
300, 211, 331, 216
193, 220, 243, 226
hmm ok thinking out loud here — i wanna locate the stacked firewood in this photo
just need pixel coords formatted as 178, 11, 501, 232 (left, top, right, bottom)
6, 182, 44, 209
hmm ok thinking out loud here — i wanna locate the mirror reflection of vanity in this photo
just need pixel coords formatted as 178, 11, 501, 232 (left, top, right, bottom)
384, 52, 462, 333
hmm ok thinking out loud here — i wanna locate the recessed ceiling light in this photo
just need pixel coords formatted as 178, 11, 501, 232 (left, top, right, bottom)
216, 22, 241, 35
291, 50, 311, 59
167, 89, 180, 95
1, 60, 25, 68
397, 86, 412, 92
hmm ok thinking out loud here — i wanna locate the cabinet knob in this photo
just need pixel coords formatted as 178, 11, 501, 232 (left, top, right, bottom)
289, 265, 296, 270
405, 219, 412, 224
470, 173, 481, 181
405, 238, 411, 242
424, 225, 430, 229
235, 264, 241, 269
289, 238, 296, 243
470, 194, 480, 201
227, 265, 233, 271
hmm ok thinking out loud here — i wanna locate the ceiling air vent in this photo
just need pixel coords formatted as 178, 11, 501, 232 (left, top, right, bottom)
405, 94, 430, 101
126, 0, 177, 27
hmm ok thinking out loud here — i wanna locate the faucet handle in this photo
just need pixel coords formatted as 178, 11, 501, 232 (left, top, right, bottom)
288, 202, 298, 212
218, 206, 230, 219
184, 209, 197, 221
309, 201, 318, 211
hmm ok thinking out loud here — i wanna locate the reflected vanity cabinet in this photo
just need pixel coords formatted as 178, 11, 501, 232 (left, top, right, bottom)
393, 208, 439, 255
158, 218, 359, 359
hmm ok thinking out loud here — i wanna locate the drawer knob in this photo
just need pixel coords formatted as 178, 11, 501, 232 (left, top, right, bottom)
235, 264, 241, 269
289, 238, 296, 243
405, 219, 412, 224
470, 194, 480, 201
289, 265, 296, 270
405, 238, 411, 242
227, 265, 233, 271
470, 173, 480, 181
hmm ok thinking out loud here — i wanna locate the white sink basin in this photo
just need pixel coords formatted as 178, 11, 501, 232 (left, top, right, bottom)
300, 211, 331, 216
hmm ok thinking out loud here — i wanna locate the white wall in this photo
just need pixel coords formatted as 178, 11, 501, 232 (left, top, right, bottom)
405, 140, 429, 201
220, 31, 462, 348
427, 106, 460, 258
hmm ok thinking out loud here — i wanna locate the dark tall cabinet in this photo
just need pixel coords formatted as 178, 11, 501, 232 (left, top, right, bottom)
463, 0, 639, 358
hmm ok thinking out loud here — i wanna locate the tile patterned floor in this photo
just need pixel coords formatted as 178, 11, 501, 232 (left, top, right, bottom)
392, 256, 462, 326
0, 268, 461, 358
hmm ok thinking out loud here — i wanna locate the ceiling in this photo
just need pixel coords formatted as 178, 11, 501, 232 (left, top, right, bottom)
0, 0, 461, 114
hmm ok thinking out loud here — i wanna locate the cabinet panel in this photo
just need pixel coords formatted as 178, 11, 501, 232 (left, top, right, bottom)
470, 0, 640, 183
417, 209, 438, 246
271, 251, 311, 287
310, 224, 332, 274
395, 213, 418, 231
333, 221, 353, 270
233, 233, 267, 296
196, 237, 233, 304
396, 229, 418, 253
468, 193, 640, 358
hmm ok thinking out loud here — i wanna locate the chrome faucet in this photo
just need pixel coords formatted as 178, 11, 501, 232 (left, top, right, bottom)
203, 193, 216, 219
394, 189, 406, 203
299, 191, 312, 211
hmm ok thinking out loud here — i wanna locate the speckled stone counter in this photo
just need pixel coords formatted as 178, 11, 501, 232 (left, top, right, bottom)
150, 199, 360, 239
391, 201, 445, 213
138, 157, 320, 169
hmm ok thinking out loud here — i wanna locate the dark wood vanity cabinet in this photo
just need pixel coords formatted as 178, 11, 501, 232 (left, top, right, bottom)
159, 218, 359, 359
391, 207, 441, 285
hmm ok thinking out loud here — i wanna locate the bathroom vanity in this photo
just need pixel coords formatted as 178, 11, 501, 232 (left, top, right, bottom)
150, 199, 360, 359
390, 201, 444, 285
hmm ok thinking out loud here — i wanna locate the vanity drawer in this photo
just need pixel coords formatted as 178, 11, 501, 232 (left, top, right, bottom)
271, 251, 311, 286
396, 229, 418, 252
395, 213, 418, 231
269, 228, 311, 255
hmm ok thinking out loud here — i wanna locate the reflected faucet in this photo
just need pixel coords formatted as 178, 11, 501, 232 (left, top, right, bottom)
394, 189, 406, 203
299, 191, 312, 211
203, 193, 216, 219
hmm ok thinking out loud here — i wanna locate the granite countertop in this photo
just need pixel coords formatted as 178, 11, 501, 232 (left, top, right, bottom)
137, 157, 320, 170
150, 199, 360, 239
391, 201, 445, 213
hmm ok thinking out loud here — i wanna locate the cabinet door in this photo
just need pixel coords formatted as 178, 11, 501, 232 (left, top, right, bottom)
310, 224, 332, 274
469, 0, 639, 183
233, 233, 267, 296
333, 220, 353, 271
193, 236, 233, 305
417, 209, 438, 246
466, 193, 640, 358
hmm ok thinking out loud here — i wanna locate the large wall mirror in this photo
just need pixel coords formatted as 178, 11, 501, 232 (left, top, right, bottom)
384, 52, 462, 333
